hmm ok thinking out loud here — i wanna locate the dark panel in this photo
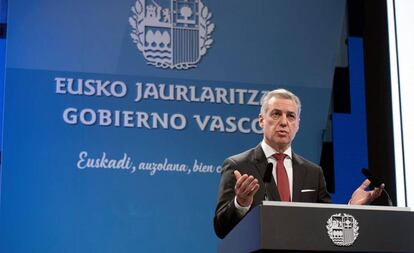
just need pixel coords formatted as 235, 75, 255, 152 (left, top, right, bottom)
0, 24, 6, 38
320, 141, 335, 193
363, 0, 396, 205
347, 0, 364, 37
332, 67, 350, 113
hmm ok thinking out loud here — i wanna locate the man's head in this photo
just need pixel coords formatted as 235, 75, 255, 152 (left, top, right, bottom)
259, 89, 301, 152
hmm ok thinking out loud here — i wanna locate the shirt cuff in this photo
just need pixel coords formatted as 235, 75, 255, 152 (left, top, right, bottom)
234, 197, 250, 216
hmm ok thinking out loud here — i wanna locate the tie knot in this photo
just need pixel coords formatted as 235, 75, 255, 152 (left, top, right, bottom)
274, 153, 286, 161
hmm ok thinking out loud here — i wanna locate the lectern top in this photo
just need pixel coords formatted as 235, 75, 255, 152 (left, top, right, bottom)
262, 200, 411, 211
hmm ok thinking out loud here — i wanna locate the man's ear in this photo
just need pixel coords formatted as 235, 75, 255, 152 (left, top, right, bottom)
258, 114, 264, 128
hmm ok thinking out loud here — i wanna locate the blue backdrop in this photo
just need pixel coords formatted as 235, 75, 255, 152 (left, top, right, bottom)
0, 0, 346, 252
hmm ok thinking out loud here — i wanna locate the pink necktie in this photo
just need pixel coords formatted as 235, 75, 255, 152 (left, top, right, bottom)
274, 153, 291, 202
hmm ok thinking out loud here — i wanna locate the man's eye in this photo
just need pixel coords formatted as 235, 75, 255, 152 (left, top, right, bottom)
271, 112, 280, 117
287, 114, 296, 120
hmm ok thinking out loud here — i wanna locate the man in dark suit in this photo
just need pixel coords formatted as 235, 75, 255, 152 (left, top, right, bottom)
213, 88, 383, 239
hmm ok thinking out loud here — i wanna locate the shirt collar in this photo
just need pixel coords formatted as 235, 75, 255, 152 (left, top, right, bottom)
261, 140, 292, 159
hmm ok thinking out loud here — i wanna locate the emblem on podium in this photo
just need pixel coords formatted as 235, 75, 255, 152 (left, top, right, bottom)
129, 0, 215, 69
326, 213, 359, 246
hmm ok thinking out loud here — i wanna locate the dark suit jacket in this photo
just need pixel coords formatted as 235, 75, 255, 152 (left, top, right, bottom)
213, 144, 331, 239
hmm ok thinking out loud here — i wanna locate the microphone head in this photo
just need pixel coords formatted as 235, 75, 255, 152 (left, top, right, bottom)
263, 163, 273, 183
361, 168, 383, 187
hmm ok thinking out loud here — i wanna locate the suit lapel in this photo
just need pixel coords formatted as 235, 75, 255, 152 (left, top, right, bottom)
292, 152, 307, 202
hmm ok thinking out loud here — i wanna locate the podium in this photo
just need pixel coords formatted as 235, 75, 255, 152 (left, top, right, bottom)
219, 201, 414, 253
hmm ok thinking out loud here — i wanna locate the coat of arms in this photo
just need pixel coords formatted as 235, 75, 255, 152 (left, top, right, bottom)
129, 0, 215, 69
326, 213, 359, 246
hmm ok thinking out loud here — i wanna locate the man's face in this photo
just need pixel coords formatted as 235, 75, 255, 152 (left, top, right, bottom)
259, 96, 300, 152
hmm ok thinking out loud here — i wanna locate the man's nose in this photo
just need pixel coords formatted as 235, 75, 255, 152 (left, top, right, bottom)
279, 114, 288, 126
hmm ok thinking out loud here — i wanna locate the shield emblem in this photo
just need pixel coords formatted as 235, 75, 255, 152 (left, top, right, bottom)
326, 213, 359, 246
130, 0, 214, 69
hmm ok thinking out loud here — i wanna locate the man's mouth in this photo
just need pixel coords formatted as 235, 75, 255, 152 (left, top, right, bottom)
276, 130, 288, 135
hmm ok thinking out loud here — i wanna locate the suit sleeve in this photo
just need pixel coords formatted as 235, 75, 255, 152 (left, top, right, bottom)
213, 158, 246, 239
317, 166, 332, 203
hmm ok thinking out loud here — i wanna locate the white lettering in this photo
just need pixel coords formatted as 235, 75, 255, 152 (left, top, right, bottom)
54, 77, 127, 97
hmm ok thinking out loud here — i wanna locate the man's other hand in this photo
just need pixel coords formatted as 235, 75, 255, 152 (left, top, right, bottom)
349, 179, 384, 205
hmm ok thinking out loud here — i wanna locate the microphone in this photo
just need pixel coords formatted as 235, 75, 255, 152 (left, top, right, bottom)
361, 168, 383, 187
263, 163, 273, 201
361, 168, 393, 206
